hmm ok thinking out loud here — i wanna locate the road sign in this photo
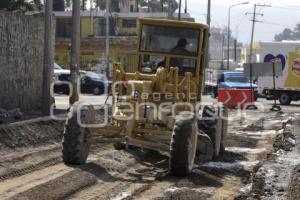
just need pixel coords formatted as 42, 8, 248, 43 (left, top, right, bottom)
243, 62, 282, 77
218, 88, 254, 109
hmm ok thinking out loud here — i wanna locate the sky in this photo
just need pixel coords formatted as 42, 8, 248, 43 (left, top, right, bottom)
185, 0, 300, 45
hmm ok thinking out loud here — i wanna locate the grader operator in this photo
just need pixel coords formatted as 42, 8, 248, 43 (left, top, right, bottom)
62, 18, 228, 177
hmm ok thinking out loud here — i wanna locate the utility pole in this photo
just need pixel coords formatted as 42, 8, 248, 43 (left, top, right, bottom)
202, 0, 211, 95
90, 0, 94, 36
69, 0, 81, 105
227, 8, 231, 70
234, 39, 237, 62
221, 33, 225, 70
42, 0, 53, 115
184, 0, 187, 14
136, 0, 139, 12
205, 0, 211, 68
248, 4, 258, 63
167, 0, 173, 19
178, 0, 182, 20
245, 3, 270, 109
246, 3, 271, 63
105, 0, 110, 79
227, 2, 249, 70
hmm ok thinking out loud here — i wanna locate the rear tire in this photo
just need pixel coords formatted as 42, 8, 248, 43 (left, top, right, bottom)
62, 104, 95, 164
93, 85, 104, 95
279, 92, 291, 105
198, 105, 225, 158
169, 113, 197, 177
114, 142, 126, 150
220, 106, 228, 155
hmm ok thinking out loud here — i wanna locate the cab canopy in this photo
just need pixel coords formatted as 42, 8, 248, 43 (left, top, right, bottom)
136, 18, 208, 78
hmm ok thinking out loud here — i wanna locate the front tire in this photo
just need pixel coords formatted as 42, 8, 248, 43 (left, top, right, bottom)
62, 104, 95, 164
279, 92, 291, 105
169, 113, 197, 177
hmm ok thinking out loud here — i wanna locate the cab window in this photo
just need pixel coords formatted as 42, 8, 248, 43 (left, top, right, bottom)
170, 57, 197, 75
140, 24, 200, 56
140, 55, 165, 73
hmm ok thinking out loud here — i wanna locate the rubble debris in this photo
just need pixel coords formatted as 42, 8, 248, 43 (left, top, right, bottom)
287, 164, 300, 200
242, 119, 264, 132
0, 108, 23, 124
153, 187, 213, 200
0, 119, 64, 152
273, 123, 296, 152
240, 116, 299, 200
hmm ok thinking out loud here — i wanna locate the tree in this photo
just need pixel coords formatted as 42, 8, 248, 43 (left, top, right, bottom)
65, 0, 71, 8
33, 0, 43, 10
53, 0, 64, 11
293, 23, 300, 39
0, 0, 43, 11
93, 0, 177, 13
0, 0, 34, 11
81, 0, 87, 10
274, 28, 294, 41
0, 0, 14, 10
94, 0, 120, 12
274, 22, 300, 41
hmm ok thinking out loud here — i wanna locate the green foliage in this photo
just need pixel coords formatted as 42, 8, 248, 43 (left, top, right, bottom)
81, 0, 87, 10
274, 28, 294, 41
33, 0, 43, 10
0, 0, 12, 10
0, 0, 43, 11
65, 0, 71, 7
274, 22, 300, 41
94, 0, 178, 13
94, 0, 120, 11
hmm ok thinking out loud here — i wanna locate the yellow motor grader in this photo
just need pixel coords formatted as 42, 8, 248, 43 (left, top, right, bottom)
62, 18, 228, 177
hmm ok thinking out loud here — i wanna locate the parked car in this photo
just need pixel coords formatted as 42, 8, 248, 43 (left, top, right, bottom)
80, 71, 111, 95
54, 63, 70, 76
213, 71, 258, 101
53, 63, 71, 94
53, 64, 110, 95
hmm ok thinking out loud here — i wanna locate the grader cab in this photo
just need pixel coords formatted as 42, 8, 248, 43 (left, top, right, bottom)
62, 18, 228, 177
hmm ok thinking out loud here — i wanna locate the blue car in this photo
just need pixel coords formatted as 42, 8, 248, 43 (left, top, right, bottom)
214, 71, 258, 101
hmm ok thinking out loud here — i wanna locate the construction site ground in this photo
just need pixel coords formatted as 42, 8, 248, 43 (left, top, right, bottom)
0, 95, 299, 200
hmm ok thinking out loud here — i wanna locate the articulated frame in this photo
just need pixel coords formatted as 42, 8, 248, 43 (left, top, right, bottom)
96, 63, 199, 154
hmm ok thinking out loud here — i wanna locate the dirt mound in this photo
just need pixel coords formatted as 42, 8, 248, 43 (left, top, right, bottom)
273, 123, 296, 152
153, 187, 213, 200
239, 115, 299, 200
287, 164, 300, 200
0, 119, 64, 152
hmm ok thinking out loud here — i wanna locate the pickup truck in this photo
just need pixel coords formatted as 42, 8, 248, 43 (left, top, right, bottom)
206, 71, 258, 100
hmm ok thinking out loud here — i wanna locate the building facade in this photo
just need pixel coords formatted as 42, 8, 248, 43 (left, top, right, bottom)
54, 11, 194, 71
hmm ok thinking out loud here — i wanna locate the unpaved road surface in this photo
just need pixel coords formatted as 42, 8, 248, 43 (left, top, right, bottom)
0, 109, 298, 200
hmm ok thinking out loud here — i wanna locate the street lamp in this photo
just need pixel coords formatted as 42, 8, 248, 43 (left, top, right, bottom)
227, 1, 249, 70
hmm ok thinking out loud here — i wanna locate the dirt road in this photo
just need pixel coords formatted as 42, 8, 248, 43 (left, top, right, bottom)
0, 109, 297, 200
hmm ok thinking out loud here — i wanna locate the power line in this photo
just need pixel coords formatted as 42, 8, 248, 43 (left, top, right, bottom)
258, 21, 295, 27
246, 3, 271, 62
274, 3, 300, 8
232, 7, 253, 39
271, 5, 300, 11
